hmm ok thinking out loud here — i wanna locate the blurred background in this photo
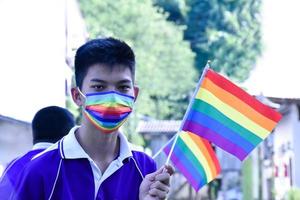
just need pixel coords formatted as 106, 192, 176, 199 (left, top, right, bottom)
0, 0, 300, 199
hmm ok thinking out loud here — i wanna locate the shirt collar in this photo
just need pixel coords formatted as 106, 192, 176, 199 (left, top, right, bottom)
60, 126, 133, 162
32, 142, 53, 150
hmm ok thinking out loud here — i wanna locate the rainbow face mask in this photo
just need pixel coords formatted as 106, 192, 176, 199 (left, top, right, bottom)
79, 90, 134, 133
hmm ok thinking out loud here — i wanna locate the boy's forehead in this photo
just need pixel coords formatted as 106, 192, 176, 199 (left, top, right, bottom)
85, 63, 134, 82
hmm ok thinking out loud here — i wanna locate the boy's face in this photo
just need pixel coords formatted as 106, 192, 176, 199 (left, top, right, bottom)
72, 63, 138, 107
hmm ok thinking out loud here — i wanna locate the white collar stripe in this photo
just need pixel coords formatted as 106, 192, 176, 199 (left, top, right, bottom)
60, 126, 133, 162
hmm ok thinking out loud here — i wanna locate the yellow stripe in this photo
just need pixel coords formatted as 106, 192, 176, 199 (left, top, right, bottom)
202, 78, 277, 131
196, 88, 269, 139
180, 132, 213, 182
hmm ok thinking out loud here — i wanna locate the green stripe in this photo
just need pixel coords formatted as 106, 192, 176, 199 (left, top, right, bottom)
192, 99, 262, 146
197, 88, 269, 138
86, 96, 133, 107
177, 137, 208, 183
86, 100, 132, 107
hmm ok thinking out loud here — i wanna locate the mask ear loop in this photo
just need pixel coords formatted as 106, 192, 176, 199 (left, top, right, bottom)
77, 87, 87, 99
77, 88, 87, 110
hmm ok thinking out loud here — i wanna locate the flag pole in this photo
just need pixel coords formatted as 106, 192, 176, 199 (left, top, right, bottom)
152, 134, 176, 159
164, 61, 211, 165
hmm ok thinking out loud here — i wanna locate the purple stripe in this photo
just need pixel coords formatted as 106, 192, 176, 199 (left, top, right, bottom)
164, 145, 201, 190
87, 109, 128, 122
183, 121, 248, 160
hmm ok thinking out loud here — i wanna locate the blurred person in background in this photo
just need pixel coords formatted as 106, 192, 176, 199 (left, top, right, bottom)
0, 106, 75, 199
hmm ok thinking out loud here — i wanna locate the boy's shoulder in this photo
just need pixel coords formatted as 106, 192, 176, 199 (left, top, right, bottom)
25, 142, 62, 172
129, 144, 157, 174
131, 150, 154, 163
129, 143, 154, 162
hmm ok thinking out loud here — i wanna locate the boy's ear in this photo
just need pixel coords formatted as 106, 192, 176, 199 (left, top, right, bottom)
133, 86, 139, 102
71, 87, 84, 106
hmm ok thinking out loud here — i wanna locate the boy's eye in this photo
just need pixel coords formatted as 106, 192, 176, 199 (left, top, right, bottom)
91, 85, 105, 90
119, 85, 131, 91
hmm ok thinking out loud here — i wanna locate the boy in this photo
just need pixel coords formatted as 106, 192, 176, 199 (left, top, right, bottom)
14, 38, 173, 199
0, 106, 75, 199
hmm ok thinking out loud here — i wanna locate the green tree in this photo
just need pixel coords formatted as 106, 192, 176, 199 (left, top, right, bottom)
287, 188, 300, 200
155, 0, 262, 82
153, 0, 187, 24
78, 0, 196, 121
185, 0, 262, 81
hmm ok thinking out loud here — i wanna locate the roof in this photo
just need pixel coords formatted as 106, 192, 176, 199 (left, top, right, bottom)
136, 120, 181, 134
0, 114, 30, 125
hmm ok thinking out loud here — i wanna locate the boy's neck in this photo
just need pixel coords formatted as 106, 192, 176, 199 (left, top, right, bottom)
75, 122, 120, 172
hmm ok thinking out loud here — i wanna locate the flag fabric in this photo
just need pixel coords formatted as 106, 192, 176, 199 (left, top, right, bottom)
182, 69, 282, 161
164, 131, 221, 191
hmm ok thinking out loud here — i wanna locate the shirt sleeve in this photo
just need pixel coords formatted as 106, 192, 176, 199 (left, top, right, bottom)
0, 173, 16, 200
12, 165, 45, 200
132, 151, 157, 176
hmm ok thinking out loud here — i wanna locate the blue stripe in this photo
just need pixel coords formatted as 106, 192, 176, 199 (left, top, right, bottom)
172, 137, 206, 188
86, 111, 121, 127
86, 91, 134, 100
186, 110, 255, 153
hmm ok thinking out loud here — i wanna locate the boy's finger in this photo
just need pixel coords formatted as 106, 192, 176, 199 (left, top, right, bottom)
144, 167, 165, 181
155, 173, 170, 185
150, 180, 170, 192
163, 165, 175, 175
149, 188, 168, 199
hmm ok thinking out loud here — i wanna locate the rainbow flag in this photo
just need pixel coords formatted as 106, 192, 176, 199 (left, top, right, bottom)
164, 131, 221, 191
182, 69, 282, 160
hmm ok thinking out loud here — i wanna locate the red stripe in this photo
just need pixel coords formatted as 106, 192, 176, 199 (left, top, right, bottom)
201, 138, 221, 174
86, 105, 131, 115
205, 69, 282, 122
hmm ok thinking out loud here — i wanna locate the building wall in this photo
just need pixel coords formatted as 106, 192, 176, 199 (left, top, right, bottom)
151, 134, 169, 168
251, 147, 259, 199
0, 118, 32, 167
273, 104, 298, 198
217, 149, 242, 200
292, 105, 300, 188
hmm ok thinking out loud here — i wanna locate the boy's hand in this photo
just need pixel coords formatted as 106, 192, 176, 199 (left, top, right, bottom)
139, 165, 174, 200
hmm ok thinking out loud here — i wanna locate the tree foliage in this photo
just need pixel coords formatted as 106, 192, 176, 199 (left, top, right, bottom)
78, 0, 196, 120
153, 0, 187, 24
155, 0, 262, 82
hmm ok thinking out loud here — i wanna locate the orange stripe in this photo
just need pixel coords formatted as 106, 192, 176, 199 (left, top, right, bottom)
201, 78, 277, 132
188, 132, 218, 178
201, 137, 221, 174
205, 69, 281, 122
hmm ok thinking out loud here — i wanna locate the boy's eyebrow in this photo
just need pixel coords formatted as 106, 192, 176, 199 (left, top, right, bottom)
118, 79, 132, 84
90, 79, 106, 83
90, 78, 133, 84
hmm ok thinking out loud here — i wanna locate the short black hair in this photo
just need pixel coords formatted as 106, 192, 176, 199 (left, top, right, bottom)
74, 37, 136, 89
32, 106, 75, 144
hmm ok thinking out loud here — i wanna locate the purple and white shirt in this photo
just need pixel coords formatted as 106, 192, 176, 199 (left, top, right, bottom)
13, 127, 157, 200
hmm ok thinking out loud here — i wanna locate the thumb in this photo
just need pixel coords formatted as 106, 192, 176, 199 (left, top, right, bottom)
145, 166, 165, 181
163, 164, 175, 175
